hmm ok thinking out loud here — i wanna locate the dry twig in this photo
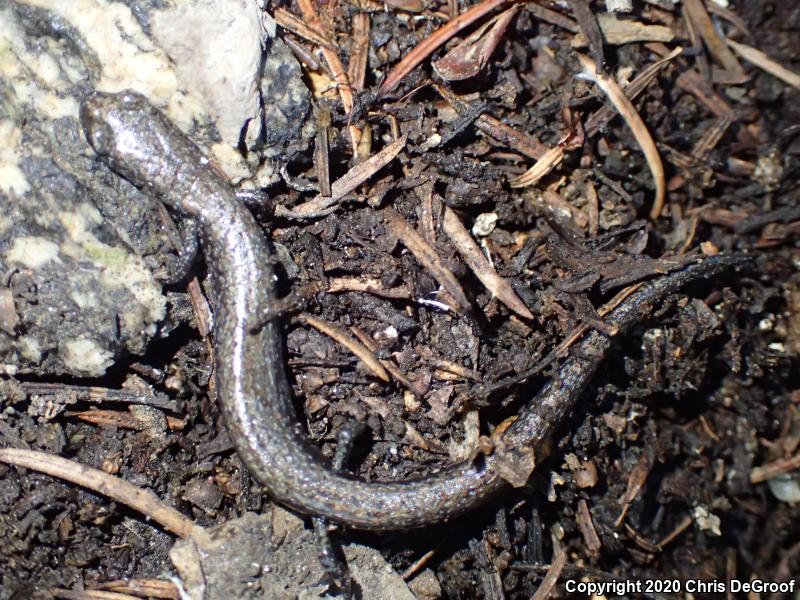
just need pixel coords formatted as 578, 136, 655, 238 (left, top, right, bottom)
576, 499, 602, 558
442, 207, 534, 320
0, 448, 199, 538
277, 136, 407, 218
382, 207, 471, 313
348, 13, 371, 92
433, 83, 548, 159
299, 313, 391, 382
93, 579, 180, 600
682, 0, 745, 81
751, 452, 800, 484
327, 276, 411, 299
530, 547, 567, 600
294, 0, 362, 149
615, 448, 654, 527
274, 8, 336, 50
508, 145, 566, 188
379, 0, 510, 96
726, 39, 800, 89
576, 53, 666, 220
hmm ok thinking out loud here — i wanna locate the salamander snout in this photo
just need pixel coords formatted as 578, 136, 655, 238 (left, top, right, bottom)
81, 91, 149, 155
80, 90, 179, 189
80, 94, 116, 157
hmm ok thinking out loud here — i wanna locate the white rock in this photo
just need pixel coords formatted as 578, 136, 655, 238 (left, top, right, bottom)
152, 0, 270, 147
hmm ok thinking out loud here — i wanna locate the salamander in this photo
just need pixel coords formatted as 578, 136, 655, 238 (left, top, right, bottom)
80, 90, 746, 529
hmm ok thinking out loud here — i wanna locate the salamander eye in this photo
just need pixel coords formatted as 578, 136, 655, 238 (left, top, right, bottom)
79, 102, 114, 157
85, 120, 115, 156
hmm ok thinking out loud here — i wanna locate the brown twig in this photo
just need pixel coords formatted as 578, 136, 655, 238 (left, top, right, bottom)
0, 448, 200, 538
726, 39, 800, 89
507, 145, 566, 188
615, 448, 654, 527
298, 313, 391, 382
530, 547, 567, 600
682, 0, 745, 81
314, 108, 332, 197
751, 452, 800, 484
401, 546, 442, 580
656, 513, 693, 549
441, 207, 534, 320
379, 0, 510, 97
327, 276, 411, 299
576, 499, 602, 558
274, 8, 336, 50
66, 408, 186, 431
433, 83, 548, 159
584, 46, 683, 137
93, 579, 180, 600
20, 382, 178, 412
52, 590, 140, 600
349, 326, 420, 395
576, 53, 666, 220
645, 43, 736, 120
294, 0, 362, 149
569, 0, 604, 70
277, 135, 407, 218
348, 13, 371, 92
382, 206, 471, 313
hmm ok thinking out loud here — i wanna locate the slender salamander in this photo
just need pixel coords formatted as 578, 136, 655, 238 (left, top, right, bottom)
80, 91, 747, 529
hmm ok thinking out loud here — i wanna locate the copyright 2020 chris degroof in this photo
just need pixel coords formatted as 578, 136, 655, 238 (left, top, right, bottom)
564, 577, 797, 596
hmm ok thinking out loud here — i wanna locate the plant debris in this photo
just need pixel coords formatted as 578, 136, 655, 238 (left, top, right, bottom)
2, 0, 799, 597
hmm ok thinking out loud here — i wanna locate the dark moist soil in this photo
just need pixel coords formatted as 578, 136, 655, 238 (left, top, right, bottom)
2, 0, 799, 598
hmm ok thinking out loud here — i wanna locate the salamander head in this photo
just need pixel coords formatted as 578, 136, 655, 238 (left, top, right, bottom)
80, 91, 180, 188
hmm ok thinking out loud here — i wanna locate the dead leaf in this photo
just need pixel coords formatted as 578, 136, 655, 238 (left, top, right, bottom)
433, 6, 519, 81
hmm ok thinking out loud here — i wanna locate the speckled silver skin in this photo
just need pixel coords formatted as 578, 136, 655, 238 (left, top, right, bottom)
80, 91, 746, 529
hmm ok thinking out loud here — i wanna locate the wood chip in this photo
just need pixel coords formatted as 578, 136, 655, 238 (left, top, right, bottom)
615, 448, 654, 527
314, 108, 332, 197
348, 13, 371, 92
566, 454, 599, 488
528, 3, 578, 33
0, 287, 19, 335
576, 499, 602, 558
572, 13, 675, 47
